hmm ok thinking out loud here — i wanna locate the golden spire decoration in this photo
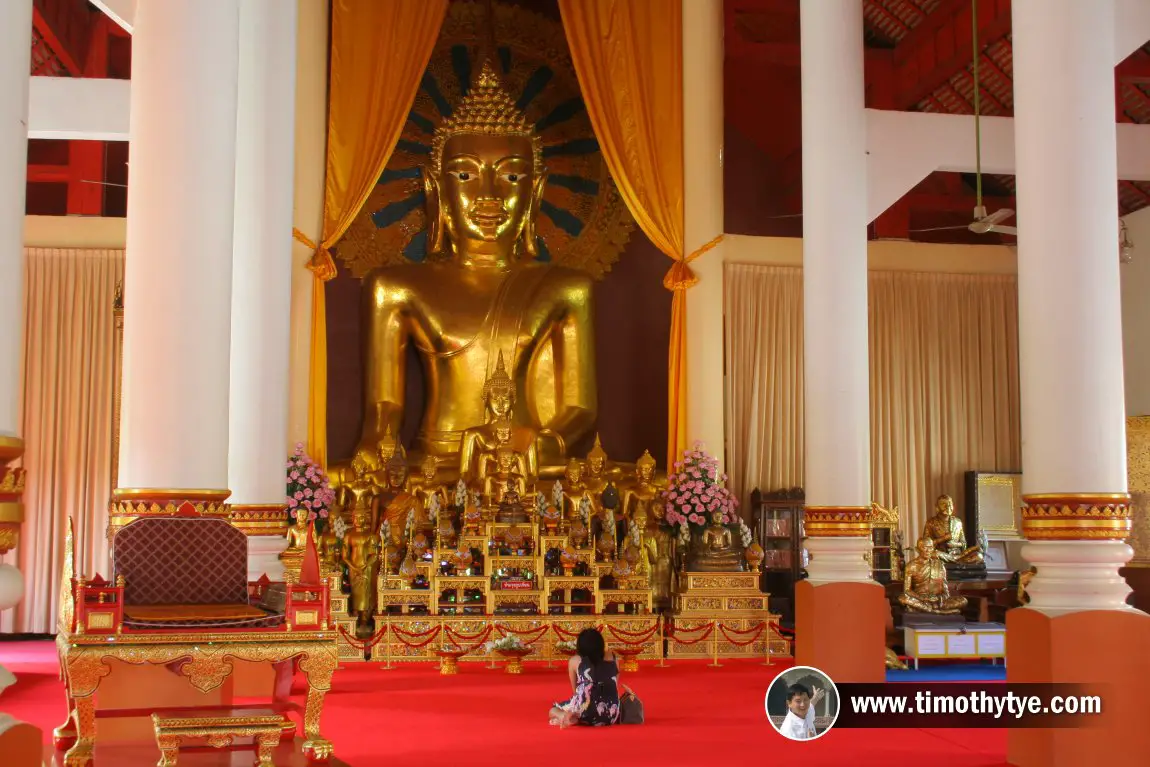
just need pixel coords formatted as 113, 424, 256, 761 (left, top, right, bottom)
431, 59, 544, 177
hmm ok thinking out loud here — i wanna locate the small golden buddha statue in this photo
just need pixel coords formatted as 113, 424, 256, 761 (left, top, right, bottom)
583, 435, 622, 503
558, 460, 591, 525
622, 450, 663, 524
459, 353, 540, 482
356, 61, 596, 472
483, 444, 528, 506
342, 509, 380, 635
317, 517, 342, 578
899, 537, 968, 615
279, 512, 310, 579
688, 518, 745, 572
410, 455, 448, 525
336, 452, 379, 534
923, 495, 983, 565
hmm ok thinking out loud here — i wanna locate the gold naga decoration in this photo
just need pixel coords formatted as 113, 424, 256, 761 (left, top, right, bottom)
336, 0, 633, 279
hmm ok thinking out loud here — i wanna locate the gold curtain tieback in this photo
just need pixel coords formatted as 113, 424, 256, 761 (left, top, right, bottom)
662, 234, 723, 292
293, 227, 338, 282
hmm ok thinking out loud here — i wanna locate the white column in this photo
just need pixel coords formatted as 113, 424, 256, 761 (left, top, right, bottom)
0, 0, 32, 618
800, 0, 872, 583
1013, 0, 1134, 614
229, 0, 298, 580
287, 0, 330, 449
0, 0, 31, 439
118, 0, 241, 490
682, 0, 726, 471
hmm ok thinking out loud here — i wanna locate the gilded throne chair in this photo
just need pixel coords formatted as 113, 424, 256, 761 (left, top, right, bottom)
54, 508, 338, 766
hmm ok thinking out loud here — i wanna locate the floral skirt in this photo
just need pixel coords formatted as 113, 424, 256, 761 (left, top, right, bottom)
553, 682, 620, 726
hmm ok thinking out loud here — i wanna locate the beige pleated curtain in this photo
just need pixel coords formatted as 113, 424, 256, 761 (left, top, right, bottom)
0, 248, 122, 634
725, 263, 1021, 544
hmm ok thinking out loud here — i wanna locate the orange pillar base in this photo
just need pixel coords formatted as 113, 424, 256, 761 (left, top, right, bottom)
1007, 607, 1150, 766
795, 579, 885, 682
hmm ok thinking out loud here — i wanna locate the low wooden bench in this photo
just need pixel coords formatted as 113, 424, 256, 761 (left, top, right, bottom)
151, 712, 283, 767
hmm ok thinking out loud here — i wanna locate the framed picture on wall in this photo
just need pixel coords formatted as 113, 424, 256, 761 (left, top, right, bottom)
984, 540, 1009, 573
965, 471, 1023, 540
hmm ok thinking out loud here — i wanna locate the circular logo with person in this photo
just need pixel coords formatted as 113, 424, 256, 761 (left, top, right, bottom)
765, 666, 840, 741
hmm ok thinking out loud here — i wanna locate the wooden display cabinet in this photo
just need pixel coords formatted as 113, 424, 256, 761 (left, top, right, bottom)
750, 487, 804, 622
869, 502, 901, 584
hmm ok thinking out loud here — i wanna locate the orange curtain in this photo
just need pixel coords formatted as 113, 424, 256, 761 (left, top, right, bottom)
559, 0, 718, 471
1, 249, 122, 633
295, 0, 448, 469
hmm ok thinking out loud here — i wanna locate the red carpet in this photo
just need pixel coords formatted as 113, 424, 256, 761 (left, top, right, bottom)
1, 640, 1007, 766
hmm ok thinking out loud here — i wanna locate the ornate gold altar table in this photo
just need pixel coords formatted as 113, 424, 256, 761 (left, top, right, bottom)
54, 629, 339, 767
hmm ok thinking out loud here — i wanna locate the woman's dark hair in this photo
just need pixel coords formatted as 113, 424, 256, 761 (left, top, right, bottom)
576, 627, 606, 666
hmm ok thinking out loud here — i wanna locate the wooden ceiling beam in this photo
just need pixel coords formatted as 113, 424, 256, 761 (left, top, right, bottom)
31, 6, 81, 76
893, 0, 1013, 110
1117, 49, 1150, 85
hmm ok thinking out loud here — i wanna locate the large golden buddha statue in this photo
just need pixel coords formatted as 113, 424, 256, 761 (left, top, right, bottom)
357, 61, 596, 473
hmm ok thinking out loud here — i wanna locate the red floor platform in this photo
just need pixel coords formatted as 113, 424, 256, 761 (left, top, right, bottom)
2, 640, 1007, 766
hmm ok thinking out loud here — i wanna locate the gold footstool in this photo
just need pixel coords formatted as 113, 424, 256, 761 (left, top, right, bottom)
151, 712, 283, 767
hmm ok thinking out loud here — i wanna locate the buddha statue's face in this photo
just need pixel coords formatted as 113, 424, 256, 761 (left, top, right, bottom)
936, 496, 953, 517
588, 456, 605, 475
387, 466, 407, 489
351, 452, 368, 478
566, 462, 582, 484
487, 385, 514, 419
638, 462, 655, 483
440, 134, 536, 260
497, 449, 514, 472
352, 510, 368, 531
495, 422, 512, 444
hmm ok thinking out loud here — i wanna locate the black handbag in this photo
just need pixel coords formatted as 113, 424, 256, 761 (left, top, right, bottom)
619, 686, 644, 724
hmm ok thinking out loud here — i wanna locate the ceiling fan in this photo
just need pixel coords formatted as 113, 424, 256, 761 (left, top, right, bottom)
910, 0, 1017, 239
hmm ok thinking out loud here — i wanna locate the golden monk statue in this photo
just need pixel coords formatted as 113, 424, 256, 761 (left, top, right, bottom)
923, 495, 983, 565
899, 536, 968, 615
342, 508, 380, 635
336, 452, 378, 534
459, 353, 540, 481
688, 518, 744, 572
357, 61, 596, 474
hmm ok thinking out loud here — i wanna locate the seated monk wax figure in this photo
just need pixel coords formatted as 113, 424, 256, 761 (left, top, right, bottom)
899, 536, 968, 615
922, 494, 983, 564
353, 61, 595, 478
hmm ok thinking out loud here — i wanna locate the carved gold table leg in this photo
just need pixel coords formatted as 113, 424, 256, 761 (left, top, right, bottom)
298, 649, 336, 762
62, 696, 96, 767
52, 694, 77, 751
256, 730, 279, 767
156, 733, 181, 767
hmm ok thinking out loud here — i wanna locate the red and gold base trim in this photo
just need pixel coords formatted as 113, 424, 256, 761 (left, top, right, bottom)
803, 505, 871, 537
1021, 493, 1131, 541
0, 436, 25, 555
229, 503, 290, 536
108, 488, 232, 541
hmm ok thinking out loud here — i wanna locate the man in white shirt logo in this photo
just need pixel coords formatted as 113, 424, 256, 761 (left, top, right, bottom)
779, 682, 825, 740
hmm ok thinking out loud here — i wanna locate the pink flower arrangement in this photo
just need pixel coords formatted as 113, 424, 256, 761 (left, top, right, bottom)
286, 443, 336, 531
661, 442, 738, 535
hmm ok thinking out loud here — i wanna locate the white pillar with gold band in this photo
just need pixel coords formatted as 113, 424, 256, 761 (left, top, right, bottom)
1013, 0, 1135, 614
682, 0, 726, 471
228, 0, 298, 580
799, 0, 873, 584
116, 0, 241, 518
0, 0, 32, 613
794, 0, 884, 684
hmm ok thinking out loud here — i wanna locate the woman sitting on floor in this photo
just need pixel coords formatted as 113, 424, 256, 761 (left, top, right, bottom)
549, 628, 621, 727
